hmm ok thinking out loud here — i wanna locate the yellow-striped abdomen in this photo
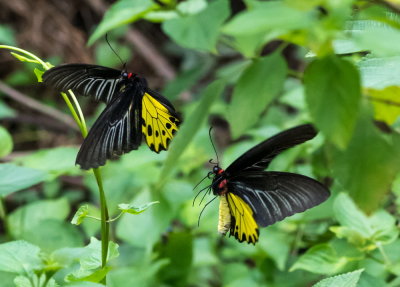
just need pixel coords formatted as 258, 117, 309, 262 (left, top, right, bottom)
218, 195, 231, 235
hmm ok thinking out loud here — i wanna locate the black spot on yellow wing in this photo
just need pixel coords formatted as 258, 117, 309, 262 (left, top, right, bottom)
226, 193, 259, 244
141, 93, 180, 152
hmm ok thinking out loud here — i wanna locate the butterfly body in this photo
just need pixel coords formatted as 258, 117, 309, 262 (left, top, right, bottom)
201, 124, 330, 244
43, 64, 181, 169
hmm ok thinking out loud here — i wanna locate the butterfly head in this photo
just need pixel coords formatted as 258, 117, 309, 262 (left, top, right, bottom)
121, 71, 135, 79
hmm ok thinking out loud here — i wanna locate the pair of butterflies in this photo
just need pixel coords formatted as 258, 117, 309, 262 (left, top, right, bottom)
44, 64, 329, 245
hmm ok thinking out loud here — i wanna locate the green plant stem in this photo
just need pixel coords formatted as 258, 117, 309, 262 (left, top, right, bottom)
0, 45, 109, 284
0, 197, 9, 237
93, 168, 109, 277
376, 242, 391, 266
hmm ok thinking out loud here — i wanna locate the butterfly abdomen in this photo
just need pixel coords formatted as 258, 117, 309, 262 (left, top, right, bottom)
218, 194, 231, 236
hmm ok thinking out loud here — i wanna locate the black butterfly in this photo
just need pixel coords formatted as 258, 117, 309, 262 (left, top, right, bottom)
196, 124, 330, 244
43, 64, 181, 169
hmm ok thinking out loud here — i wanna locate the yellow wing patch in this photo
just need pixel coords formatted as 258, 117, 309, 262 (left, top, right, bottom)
226, 193, 259, 244
141, 93, 179, 152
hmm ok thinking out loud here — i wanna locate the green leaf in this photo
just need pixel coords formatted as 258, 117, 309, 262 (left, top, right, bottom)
64, 238, 119, 283
0, 241, 43, 274
13, 147, 80, 180
358, 56, 400, 89
304, 55, 361, 148
0, 164, 47, 196
8, 198, 70, 238
290, 244, 349, 275
366, 86, 400, 125
71, 205, 89, 225
15, 274, 58, 287
88, 0, 155, 45
313, 269, 364, 287
159, 79, 226, 180
333, 114, 400, 212
10, 52, 40, 64
33, 68, 44, 83
156, 231, 193, 285
257, 229, 291, 270
333, 193, 373, 238
21, 219, 83, 252
0, 126, 13, 158
0, 100, 16, 119
118, 201, 159, 215
222, 1, 316, 37
0, 25, 16, 45
162, 0, 230, 52
228, 52, 287, 139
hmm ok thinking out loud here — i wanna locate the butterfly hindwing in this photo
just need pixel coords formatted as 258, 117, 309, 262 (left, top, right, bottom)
228, 171, 330, 227
76, 85, 142, 169
226, 124, 317, 173
43, 64, 122, 104
141, 90, 180, 152
226, 193, 260, 244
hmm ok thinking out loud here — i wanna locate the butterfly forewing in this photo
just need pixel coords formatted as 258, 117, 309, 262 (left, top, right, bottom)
228, 171, 330, 227
43, 64, 122, 104
76, 85, 142, 169
141, 90, 180, 152
226, 124, 317, 173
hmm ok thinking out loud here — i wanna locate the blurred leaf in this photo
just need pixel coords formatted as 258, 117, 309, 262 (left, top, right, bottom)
14, 275, 58, 287
312, 269, 364, 287
94, 41, 131, 68
228, 52, 287, 139
116, 189, 173, 248
358, 55, 400, 89
10, 52, 40, 64
8, 198, 70, 238
290, 244, 349, 275
305, 55, 361, 148
332, 193, 399, 248
13, 147, 80, 180
0, 100, 16, 119
88, 0, 156, 45
33, 68, 43, 82
177, 0, 207, 14
0, 25, 16, 45
352, 23, 400, 57
71, 205, 89, 225
258, 228, 291, 271
65, 238, 119, 282
333, 114, 400, 211
22, 219, 84, 252
156, 231, 193, 286
333, 193, 372, 238
0, 164, 47, 196
118, 201, 159, 215
66, 283, 104, 287
163, 66, 207, 100
0, 241, 42, 274
0, 126, 13, 158
222, 1, 316, 36
366, 86, 400, 125
162, 0, 230, 52
160, 79, 225, 180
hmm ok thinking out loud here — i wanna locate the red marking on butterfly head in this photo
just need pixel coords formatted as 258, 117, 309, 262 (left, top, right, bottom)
127, 73, 133, 79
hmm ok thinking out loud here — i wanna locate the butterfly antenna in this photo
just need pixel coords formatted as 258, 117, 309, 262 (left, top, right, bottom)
193, 184, 212, 207
199, 186, 212, 206
197, 196, 217, 227
105, 33, 125, 67
209, 127, 220, 165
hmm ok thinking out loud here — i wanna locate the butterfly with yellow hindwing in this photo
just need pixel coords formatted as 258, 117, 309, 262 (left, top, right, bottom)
43, 64, 181, 169
195, 124, 330, 244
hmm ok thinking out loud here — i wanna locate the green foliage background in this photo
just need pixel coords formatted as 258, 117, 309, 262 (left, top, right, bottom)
1, 0, 400, 286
